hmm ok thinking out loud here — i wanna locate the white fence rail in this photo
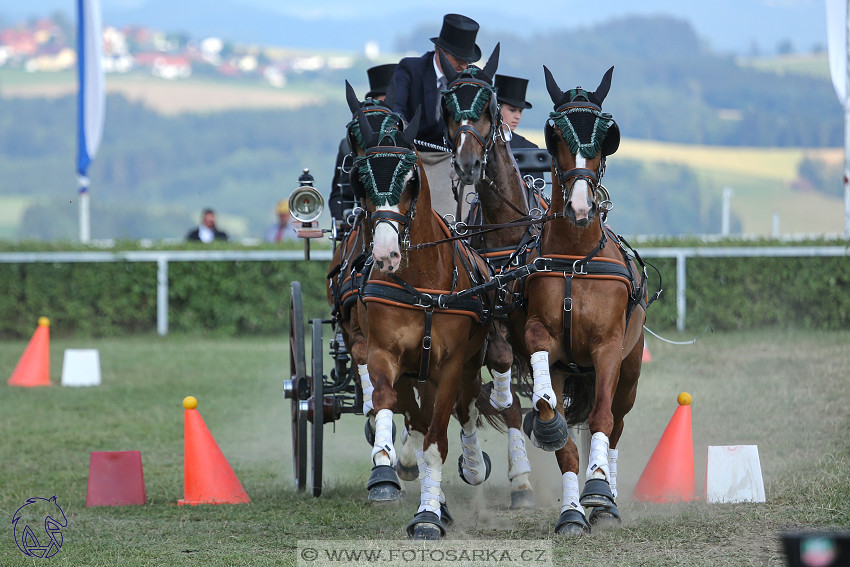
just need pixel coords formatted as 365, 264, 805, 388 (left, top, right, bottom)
0, 246, 847, 335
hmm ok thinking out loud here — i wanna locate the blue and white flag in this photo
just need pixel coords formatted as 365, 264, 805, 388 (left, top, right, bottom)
76, 0, 104, 181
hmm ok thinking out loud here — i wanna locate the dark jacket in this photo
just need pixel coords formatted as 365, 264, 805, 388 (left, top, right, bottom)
186, 227, 228, 242
392, 51, 445, 147
329, 138, 355, 220
509, 132, 538, 149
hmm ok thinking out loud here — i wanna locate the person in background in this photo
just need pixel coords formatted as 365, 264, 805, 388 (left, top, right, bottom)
494, 74, 538, 149
329, 63, 397, 222
265, 199, 298, 242
186, 208, 228, 242
391, 13, 481, 217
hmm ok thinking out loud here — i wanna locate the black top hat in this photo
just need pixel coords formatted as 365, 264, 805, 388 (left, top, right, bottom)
430, 14, 481, 63
366, 63, 397, 99
495, 74, 532, 109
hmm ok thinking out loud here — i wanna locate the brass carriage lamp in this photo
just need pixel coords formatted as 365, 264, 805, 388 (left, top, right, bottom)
289, 168, 325, 259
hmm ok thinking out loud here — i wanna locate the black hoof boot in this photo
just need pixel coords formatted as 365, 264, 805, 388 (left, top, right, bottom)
406, 511, 445, 540
457, 451, 492, 485
510, 489, 535, 509
580, 478, 616, 509
554, 508, 591, 536
395, 459, 419, 482
440, 502, 454, 526
588, 503, 622, 529
522, 409, 568, 452
364, 419, 396, 446
367, 465, 401, 503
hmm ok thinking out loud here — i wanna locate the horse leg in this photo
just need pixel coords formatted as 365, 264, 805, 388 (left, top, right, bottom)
484, 326, 513, 411
523, 319, 568, 451
579, 342, 624, 516
588, 336, 642, 528
505, 391, 534, 508
407, 359, 466, 540
456, 367, 492, 487
366, 352, 402, 503
395, 383, 426, 482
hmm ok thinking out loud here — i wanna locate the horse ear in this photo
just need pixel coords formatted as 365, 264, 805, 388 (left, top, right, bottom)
543, 65, 563, 106
594, 66, 614, 105
402, 106, 421, 147
357, 109, 376, 147
482, 42, 500, 81
438, 49, 459, 84
345, 80, 360, 115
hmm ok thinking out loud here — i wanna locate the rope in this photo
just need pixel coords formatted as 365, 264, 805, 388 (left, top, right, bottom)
643, 325, 711, 345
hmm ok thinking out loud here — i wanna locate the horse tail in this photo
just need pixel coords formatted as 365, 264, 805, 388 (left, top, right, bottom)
563, 373, 595, 426
476, 382, 507, 433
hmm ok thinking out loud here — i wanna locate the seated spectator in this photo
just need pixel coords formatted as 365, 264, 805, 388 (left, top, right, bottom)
186, 208, 228, 242
265, 199, 298, 242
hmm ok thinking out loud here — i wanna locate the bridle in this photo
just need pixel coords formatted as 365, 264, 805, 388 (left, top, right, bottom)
442, 72, 500, 182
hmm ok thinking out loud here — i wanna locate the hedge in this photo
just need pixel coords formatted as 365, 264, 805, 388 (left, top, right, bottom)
0, 246, 848, 338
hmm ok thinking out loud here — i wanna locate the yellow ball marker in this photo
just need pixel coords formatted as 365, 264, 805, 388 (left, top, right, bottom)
677, 392, 692, 406
183, 396, 198, 410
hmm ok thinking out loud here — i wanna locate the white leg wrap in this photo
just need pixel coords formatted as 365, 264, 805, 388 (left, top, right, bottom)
358, 364, 373, 414
586, 432, 610, 481
507, 428, 531, 479
608, 448, 618, 498
418, 445, 443, 517
560, 472, 582, 514
459, 430, 487, 485
488, 368, 513, 410
530, 351, 556, 410
370, 409, 396, 466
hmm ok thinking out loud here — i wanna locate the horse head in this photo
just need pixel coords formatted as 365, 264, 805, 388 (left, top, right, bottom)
345, 80, 405, 158
440, 43, 500, 186
542, 65, 620, 227
351, 105, 422, 273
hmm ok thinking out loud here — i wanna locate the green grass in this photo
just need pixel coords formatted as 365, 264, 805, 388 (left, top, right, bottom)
0, 331, 848, 565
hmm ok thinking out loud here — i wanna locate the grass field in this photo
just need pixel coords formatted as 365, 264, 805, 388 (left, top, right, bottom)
0, 329, 847, 566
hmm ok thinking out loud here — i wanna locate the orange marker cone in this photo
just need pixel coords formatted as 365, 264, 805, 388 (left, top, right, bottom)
178, 396, 250, 505
632, 392, 695, 502
8, 317, 51, 387
642, 341, 652, 363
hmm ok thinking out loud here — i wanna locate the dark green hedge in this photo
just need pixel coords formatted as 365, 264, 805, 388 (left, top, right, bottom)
0, 248, 848, 338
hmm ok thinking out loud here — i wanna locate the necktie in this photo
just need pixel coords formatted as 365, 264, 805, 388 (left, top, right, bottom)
437, 76, 447, 117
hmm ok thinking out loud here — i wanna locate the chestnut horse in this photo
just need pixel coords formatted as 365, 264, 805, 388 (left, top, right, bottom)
438, 44, 539, 509
518, 66, 647, 535
350, 107, 494, 540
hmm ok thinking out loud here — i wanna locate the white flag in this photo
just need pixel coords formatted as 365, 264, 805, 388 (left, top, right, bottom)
826, 0, 848, 105
76, 0, 105, 177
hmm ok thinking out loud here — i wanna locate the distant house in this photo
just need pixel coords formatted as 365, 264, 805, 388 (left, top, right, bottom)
0, 29, 38, 56
25, 46, 75, 72
151, 55, 191, 79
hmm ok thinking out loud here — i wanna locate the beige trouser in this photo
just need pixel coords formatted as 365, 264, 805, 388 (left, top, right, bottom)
418, 151, 474, 221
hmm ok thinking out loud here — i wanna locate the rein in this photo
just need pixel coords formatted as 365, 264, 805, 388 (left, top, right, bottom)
406, 210, 565, 251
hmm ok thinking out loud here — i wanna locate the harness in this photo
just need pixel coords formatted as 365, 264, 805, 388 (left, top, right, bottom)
359, 211, 492, 382
526, 225, 648, 373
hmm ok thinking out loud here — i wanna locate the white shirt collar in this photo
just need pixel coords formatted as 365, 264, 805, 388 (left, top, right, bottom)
198, 225, 215, 243
432, 52, 445, 90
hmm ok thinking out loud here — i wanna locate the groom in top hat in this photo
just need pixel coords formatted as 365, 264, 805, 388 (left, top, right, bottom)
495, 74, 538, 149
391, 13, 482, 217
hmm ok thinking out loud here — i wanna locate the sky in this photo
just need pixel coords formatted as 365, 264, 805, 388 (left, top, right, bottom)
5, 0, 830, 56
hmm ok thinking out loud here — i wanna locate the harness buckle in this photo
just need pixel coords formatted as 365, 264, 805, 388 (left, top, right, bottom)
422, 335, 432, 350
572, 259, 588, 276
564, 297, 572, 312
455, 222, 469, 236
532, 257, 551, 273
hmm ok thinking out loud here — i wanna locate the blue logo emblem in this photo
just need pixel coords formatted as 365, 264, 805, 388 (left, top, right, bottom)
12, 496, 67, 559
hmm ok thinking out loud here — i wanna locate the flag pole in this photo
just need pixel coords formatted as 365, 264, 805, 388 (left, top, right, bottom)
76, 0, 104, 244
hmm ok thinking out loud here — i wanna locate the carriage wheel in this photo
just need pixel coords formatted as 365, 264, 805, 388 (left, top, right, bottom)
290, 281, 308, 492
310, 319, 324, 497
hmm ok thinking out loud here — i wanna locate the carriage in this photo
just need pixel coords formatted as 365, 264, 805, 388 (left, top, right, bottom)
282, 148, 553, 498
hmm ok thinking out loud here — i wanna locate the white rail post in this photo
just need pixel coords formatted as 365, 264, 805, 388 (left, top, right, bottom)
157, 256, 169, 336
676, 251, 687, 332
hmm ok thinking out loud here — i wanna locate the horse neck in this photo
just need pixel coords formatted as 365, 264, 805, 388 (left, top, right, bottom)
475, 140, 529, 248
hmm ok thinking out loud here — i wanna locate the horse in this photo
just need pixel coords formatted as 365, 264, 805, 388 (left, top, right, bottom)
349, 105, 495, 540
437, 44, 538, 509
516, 65, 648, 535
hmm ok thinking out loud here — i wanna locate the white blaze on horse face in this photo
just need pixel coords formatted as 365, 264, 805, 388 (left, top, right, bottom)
570, 154, 593, 222
372, 204, 402, 273
456, 119, 470, 154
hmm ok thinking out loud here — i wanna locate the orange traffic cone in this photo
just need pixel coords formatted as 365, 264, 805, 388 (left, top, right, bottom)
632, 392, 695, 502
8, 317, 51, 387
178, 396, 250, 505
642, 341, 652, 363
